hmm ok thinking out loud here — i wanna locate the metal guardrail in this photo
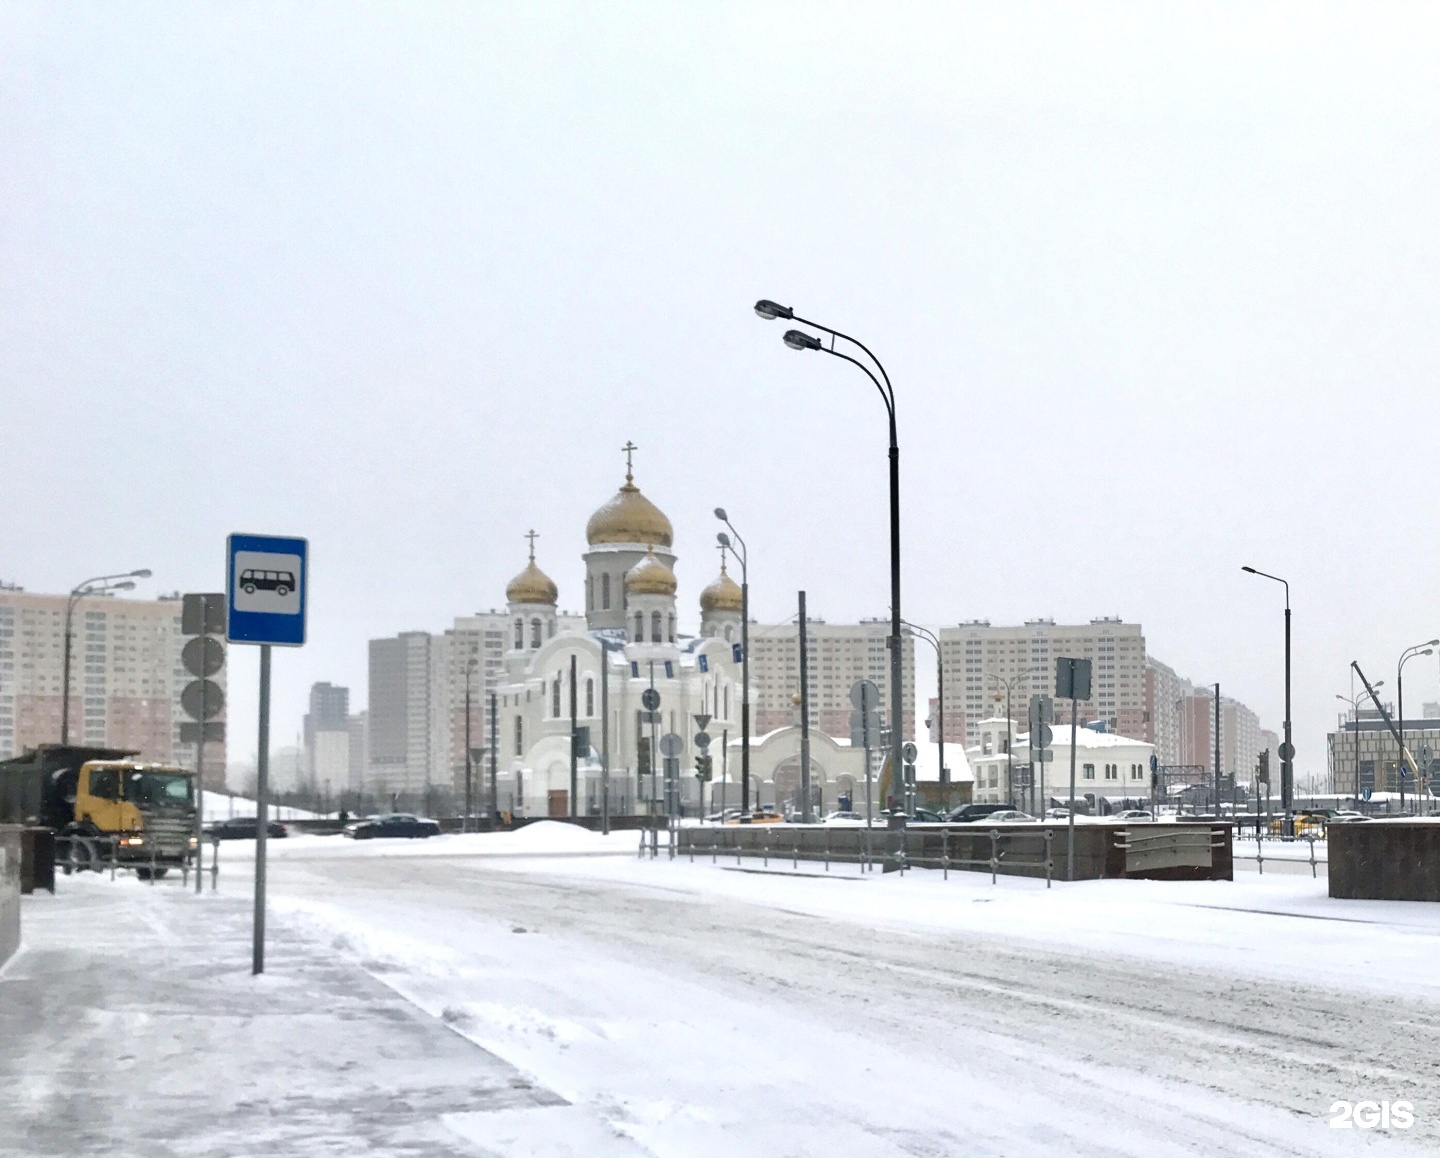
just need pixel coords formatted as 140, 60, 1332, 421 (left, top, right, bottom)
55, 833, 219, 889
1232, 833, 1324, 878
655, 825, 1055, 885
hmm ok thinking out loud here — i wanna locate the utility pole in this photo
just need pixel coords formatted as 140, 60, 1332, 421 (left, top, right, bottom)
569, 653, 578, 819
1214, 683, 1221, 819
600, 638, 610, 835
488, 691, 498, 827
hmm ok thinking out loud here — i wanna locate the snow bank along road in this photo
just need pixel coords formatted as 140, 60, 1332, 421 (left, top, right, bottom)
262, 829, 1438, 1156
6, 825, 1438, 1156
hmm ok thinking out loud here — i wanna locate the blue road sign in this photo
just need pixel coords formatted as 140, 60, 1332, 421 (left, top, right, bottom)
226, 533, 308, 646
1362, 787, 1373, 801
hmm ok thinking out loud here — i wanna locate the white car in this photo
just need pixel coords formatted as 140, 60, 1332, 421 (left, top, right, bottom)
975, 810, 1034, 823
1044, 808, 1071, 820
1111, 809, 1155, 821
823, 810, 866, 824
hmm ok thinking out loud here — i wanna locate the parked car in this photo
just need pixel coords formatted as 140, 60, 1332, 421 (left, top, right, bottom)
343, 813, 441, 840
823, 810, 866, 824
1044, 808, 1071, 820
705, 808, 743, 823
204, 816, 288, 840
1111, 809, 1155, 821
972, 810, 1034, 824
945, 803, 1011, 823
911, 807, 947, 823
1329, 811, 1370, 823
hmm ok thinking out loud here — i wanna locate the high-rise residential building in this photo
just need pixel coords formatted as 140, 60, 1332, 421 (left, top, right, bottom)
747, 617, 916, 741
304, 682, 353, 798
938, 618, 1147, 748
366, 611, 584, 800
0, 586, 226, 781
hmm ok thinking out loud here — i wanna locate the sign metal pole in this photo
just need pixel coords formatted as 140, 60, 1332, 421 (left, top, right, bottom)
253, 643, 270, 975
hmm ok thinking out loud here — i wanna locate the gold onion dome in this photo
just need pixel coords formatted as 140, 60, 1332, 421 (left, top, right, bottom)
586, 468, 674, 548
625, 548, 677, 597
506, 533, 558, 605
700, 561, 743, 613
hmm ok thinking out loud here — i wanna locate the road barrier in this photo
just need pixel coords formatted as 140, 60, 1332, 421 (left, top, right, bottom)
670, 822, 1230, 882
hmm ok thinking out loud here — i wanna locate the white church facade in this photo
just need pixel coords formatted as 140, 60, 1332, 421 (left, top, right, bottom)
492, 449, 747, 818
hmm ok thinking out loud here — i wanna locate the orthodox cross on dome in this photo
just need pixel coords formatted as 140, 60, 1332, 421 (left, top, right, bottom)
525, 528, 538, 562
622, 440, 638, 484
717, 541, 729, 571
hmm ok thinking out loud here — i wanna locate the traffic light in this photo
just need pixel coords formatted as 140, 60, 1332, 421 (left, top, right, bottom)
1256, 750, 1270, 783
637, 736, 652, 778
694, 754, 713, 782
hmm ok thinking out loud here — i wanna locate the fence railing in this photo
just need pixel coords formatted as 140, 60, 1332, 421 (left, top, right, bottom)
55, 833, 218, 889
1231, 832, 1324, 877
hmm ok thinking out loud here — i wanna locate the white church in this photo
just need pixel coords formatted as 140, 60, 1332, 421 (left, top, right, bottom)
490, 448, 874, 819
492, 448, 751, 818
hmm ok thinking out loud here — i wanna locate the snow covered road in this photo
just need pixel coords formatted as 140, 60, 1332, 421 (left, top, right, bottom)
252, 831, 1439, 1156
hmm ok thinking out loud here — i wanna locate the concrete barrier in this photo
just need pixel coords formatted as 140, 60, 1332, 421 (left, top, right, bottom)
1, 825, 20, 968
677, 822, 1232, 881
1328, 821, 1440, 902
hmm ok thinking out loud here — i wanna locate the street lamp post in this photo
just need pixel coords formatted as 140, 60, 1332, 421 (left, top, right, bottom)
60, 569, 151, 744
464, 655, 478, 832
714, 512, 750, 812
1242, 566, 1294, 834
1337, 682, 1382, 809
902, 621, 948, 806
755, 300, 906, 846
987, 670, 1038, 809
1397, 641, 1437, 813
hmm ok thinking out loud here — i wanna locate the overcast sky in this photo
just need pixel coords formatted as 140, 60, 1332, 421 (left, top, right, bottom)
5, 3, 1439, 780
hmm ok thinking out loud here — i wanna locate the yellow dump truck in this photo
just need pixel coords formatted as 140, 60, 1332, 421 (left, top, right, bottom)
0, 745, 198, 878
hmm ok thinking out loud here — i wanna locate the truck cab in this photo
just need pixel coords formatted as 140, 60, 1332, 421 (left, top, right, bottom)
74, 761, 197, 865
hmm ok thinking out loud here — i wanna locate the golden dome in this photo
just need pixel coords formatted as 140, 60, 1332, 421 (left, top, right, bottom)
586, 458, 673, 547
506, 532, 558, 605
699, 561, 743, 613
625, 548, 677, 597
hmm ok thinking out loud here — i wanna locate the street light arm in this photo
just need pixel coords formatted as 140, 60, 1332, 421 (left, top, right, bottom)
1241, 565, 1289, 608
820, 344, 896, 427
792, 312, 895, 406
721, 518, 747, 567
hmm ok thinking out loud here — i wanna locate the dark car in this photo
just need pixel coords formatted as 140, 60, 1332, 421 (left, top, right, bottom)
877, 808, 947, 823
343, 813, 441, 840
945, 803, 1012, 823
204, 816, 288, 840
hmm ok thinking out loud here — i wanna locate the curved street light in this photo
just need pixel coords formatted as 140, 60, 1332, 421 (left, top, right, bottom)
61, 568, 152, 745
1397, 640, 1438, 812
714, 510, 751, 812
901, 621, 949, 804
757, 299, 906, 844
988, 668, 1040, 810
1241, 565, 1294, 831
1337, 681, 1384, 808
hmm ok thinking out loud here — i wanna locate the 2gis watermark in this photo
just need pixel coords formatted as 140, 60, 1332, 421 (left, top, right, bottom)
1328, 1100, 1415, 1131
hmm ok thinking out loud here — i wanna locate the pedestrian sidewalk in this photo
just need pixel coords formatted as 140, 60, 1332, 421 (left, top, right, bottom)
0, 874, 563, 1157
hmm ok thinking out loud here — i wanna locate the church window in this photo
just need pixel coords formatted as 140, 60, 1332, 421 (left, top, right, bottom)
602, 573, 611, 610
514, 619, 523, 649
548, 618, 555, 639
586, 678, 594, 717
586, 574, 593, 611
514, 716, 523, 756
634, 612, 644, 642
551, 675, 561, 718
530, 618, 542, 648
724, 624, 734, 642
667, 614, 675, 643
650, 611, 662, 644
724, 685, 729, 718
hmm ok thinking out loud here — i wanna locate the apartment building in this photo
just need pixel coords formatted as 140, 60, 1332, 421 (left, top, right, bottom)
366, 610, 583, 799
746, 617, 916, 742
1144, 660, 1263, 780
938, 618, 1147, 748
0, 586, 226, 782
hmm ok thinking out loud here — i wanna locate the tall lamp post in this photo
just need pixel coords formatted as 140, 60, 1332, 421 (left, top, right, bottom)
463, 655, 479, 832
902, 621, 948, 805
1337, 681, 1382, 809
988, 669, 1038, 809
1241, 566, 1294, 833
714, 511, 750, 812
61, 569, 151, 744
755, 300, 906, 836
1397, 640, 1437, 813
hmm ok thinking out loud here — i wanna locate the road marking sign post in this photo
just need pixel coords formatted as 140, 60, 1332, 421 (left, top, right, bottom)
226, 534, 308, 976
1055, 657, 1092, 881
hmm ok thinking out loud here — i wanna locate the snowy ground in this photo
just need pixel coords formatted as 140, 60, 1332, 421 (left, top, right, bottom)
5, 823, 1438, 1156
